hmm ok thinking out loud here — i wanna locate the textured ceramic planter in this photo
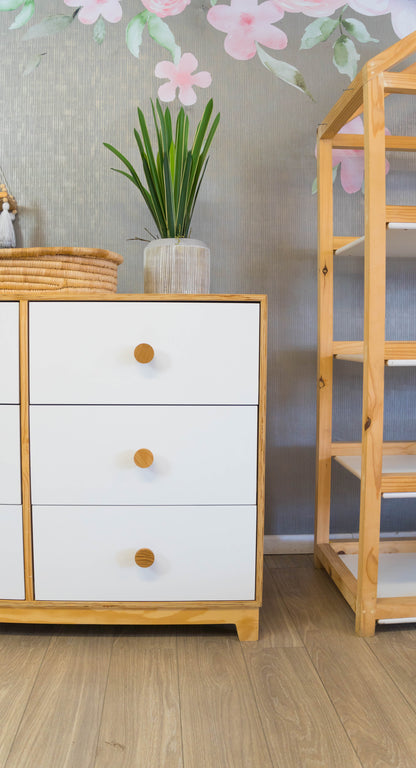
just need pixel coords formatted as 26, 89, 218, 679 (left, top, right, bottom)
143, 238, 210, 294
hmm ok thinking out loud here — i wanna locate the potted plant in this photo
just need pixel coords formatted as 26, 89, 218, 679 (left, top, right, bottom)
104, 99, 220, 294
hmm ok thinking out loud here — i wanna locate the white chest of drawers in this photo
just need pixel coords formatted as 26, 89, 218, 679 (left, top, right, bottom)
0, 294, 267, 640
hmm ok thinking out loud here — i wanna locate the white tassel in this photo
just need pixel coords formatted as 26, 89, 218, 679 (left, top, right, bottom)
0, 201, 16, 248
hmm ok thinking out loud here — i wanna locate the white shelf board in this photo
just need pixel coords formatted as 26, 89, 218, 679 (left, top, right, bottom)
335, 454, 416, 477
339, 552, 416, 599
334, 354, 416, 366
335, 454, 416, 497
335, 223, 416, 258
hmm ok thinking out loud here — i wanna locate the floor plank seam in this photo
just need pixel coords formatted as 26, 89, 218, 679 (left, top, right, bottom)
268, 570, 366, 768
363, 636, 416, 718
175, 629, 186, 768
91, 629, 117, 768
239, 642, 276, 768
3, 631, 53, 768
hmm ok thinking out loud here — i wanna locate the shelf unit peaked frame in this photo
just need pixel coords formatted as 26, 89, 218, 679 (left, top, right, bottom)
315, 31, 416, 636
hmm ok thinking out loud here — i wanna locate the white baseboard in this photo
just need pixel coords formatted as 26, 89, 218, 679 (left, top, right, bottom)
264, 535, 313, 554
264, 531, 416, 555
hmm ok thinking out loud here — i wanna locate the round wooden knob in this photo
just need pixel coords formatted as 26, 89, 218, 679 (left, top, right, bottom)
134, 448, 154, 468
135, 548, 155, 568
134, 343, 154, 364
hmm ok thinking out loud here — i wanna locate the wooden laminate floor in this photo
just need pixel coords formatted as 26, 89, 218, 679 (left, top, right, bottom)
1, 555, 416, 767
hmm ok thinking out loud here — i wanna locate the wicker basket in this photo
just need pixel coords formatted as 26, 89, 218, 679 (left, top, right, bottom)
0, 247, 123, 294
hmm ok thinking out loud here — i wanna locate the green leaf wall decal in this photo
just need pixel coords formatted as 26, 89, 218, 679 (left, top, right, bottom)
126, 11, 150, 58
342, 18, 378, 43
23, 52, 45, 75
300, 17, 338, 50
256, 44, 314, 100
93, 17, 106, 45
0, 1, 23, 10
9, 0, 33, 28
22, 14, 74, 40
333, 35, 360, 80
147, 15, 181, 64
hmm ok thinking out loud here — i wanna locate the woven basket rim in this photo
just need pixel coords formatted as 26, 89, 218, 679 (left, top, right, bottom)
0, 246, 123, 265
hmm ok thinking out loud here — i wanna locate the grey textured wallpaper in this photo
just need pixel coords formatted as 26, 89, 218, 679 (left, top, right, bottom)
1, 1, 415, 537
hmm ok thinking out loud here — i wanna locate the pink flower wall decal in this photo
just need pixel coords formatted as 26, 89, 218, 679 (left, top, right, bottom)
273, 0, 345, 17
64, 0, 122, 24
155, 53, 212, 105
386, 0, 416, 37
347, 0, 389, 14
331, 116, 390, 193
140, 0, 191, 16
207, 0, 288, 61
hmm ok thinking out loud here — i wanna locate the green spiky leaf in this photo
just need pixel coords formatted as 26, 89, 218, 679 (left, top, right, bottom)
104, 99, 220, 238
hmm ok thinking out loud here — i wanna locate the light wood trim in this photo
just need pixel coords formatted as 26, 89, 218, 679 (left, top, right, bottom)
332, 134, 364, 149
0, 605, 260, 639
381, 442, 416, 455
333, 341, 416, 358
318, 34, 416, 139
318, 76, 364, 140
334, 61, 416, 126
385, 205, 416, 223
331, 442, 362, 456
376, 596, 416, 621
331, 538, 416, 554
330, 539, 359, 554
333, 236, 361, 250
381, 474, 416, 493
378, 539, 416, 553
19, 300, 34, 602
383, 72, 416, 95
385, 136, 416, 151
365, 30, 416, 79
355, 72, 387, 637
315, 138, 334, 557
0, 293, 266, 303
0, 597, 261, 609
333, 341, 363, 356
314, 543, 357, 612
332, 134, 416, 152
255, 295, 267, 605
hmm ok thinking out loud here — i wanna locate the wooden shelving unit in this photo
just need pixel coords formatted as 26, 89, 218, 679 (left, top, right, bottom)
315, 31, 416, 636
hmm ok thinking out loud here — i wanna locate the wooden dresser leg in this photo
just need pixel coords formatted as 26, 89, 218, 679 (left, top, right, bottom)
355, 604, 376, 637
235, 609, 259, 641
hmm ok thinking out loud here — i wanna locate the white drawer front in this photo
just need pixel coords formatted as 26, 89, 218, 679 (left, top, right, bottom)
0, 302, 19, 404
0, 406, 21, 504
32, 505, 257, 601
30, 405, 258, 505
29, 301, 260, 404
0, 505, 25, 599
